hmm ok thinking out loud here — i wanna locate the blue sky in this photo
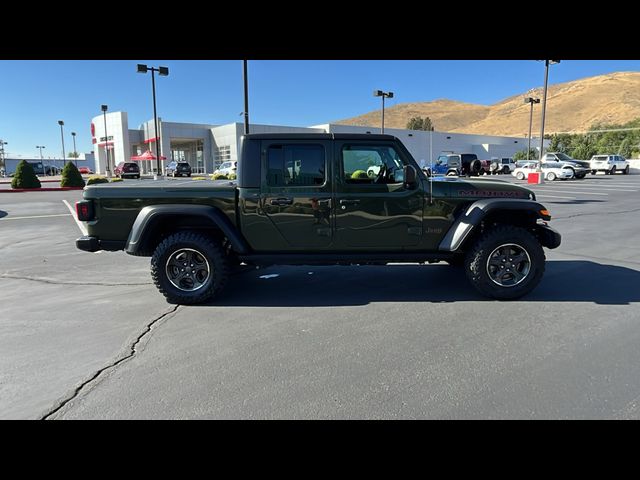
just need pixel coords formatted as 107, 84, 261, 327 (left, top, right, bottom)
1, 60, 640, 159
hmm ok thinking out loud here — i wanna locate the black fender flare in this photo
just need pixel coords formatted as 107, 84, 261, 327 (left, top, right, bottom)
125, 204, 251, 255
438, 199, 552, 252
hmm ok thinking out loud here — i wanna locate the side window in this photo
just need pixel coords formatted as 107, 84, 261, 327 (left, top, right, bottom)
342, 145, 406, 184
267, 144, 325, 187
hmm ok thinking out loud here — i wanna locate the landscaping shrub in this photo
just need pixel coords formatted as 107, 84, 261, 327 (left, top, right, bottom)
211, 173, 229, 180
60, 162, 86, 187
110, 177, 123, 183
11, 160, 41, 189
191, 176, 207, 180
228, 173, 237, 180
86, 176, 109, 185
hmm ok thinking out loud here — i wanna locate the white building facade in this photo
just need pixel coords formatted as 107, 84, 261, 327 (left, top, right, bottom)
90, 112, 545, 175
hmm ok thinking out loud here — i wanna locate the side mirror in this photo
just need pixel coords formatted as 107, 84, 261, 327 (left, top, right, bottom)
403, 165, 418, 189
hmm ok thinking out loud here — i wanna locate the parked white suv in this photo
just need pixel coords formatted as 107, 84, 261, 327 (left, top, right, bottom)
490, 157, 517, 174
590, 154, 630, 175
213, 161, 238, 177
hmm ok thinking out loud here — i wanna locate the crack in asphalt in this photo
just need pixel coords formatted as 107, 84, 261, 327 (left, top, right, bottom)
40, 305, 181, 420
554, 206, 640, 220
0, 273, 152, 286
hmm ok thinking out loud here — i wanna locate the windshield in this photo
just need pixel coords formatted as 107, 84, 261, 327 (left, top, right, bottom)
556, 153, 574, 162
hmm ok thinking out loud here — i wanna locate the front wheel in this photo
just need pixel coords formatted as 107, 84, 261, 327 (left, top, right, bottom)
464, 226, 545, 300
624, 165, 630, 175
151, 231, 229, 304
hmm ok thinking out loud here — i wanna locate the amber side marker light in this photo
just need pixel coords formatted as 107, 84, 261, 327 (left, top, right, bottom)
540, 209, 551, 219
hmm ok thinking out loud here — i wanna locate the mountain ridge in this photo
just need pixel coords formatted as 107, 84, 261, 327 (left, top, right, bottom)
334, 72, 640, 136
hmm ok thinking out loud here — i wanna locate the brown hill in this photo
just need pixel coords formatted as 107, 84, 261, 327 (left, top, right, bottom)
335, 72, 640, 136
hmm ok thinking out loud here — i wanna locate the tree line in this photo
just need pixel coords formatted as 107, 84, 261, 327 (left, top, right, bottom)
515, 117, 640, 160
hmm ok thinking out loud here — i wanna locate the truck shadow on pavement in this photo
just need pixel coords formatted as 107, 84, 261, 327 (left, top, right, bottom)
206, 260, 640, 307
0, 210, 7, 219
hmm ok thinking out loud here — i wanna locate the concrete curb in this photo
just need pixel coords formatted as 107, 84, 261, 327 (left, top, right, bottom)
0, 187, 84, 193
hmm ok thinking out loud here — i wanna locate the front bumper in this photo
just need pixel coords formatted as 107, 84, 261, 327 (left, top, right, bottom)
535, 224, 562, 249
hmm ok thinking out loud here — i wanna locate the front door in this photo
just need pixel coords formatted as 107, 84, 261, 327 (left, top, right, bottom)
260, 140, 333, 249
333, 141, 424, 249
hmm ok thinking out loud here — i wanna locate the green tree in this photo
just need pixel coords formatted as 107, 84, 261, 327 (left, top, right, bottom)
68, 152, 80, 159
513, 148, 538, 161
406, 117, 424, 130
11, 160, 41, 189
618, 137, 633, 158
60, 162, 86, 187
549, 133, 573, 154
406, 116, 434, 131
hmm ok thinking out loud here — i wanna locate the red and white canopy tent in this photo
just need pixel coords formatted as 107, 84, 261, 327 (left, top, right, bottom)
131, 149, 167, 174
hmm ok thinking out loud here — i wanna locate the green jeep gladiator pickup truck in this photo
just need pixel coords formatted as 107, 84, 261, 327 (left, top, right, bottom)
75, 133, 561, 304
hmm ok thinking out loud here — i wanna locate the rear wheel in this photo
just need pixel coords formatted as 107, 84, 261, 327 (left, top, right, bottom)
151, 231, 229, 305
516, 172, 525, 180
546, 171, 556, 181
624, 165, 630, 175
464, 225, 545, 300
591, 170, 596, 175
610, 166, 617, 175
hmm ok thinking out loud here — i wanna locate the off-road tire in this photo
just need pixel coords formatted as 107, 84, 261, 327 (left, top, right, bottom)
151, 231, 229, 304
464, 225, 545, 300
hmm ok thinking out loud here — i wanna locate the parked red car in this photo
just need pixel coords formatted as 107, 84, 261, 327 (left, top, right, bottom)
78, 167, 93, 174
114, 162, 141, 179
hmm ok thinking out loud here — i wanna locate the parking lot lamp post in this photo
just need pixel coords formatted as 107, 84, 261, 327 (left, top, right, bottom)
71, 132, 78, 167
36, 145, 46, 175
58, 120, 66, 167
137, 64, 169, 180
1, 141, 7, 176
538, 60, 560, 183
524, 97, 540, 161
373, 90, 394, 134
101, 105, 111, 178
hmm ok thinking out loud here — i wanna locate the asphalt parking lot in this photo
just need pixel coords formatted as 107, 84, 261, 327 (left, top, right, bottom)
1, 173, 640, 419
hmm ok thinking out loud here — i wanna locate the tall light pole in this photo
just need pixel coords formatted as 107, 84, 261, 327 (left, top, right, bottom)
373, 90, 394, 134
537, 60, 560, 183
137, 64, 169, 180
58, 120, 66, 167
36, 145, 46, 176
243, 60, 250, 135
524, 97, 540, 161
0, 140, 7, 177
101, 105, 111, 177
71, 132, 78, 166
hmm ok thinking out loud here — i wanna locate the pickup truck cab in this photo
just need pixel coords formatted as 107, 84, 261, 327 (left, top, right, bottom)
541, 152, 590, 179
75, 133, 560, 304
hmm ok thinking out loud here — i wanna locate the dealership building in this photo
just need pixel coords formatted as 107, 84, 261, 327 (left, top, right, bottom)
90, 111, 541, 175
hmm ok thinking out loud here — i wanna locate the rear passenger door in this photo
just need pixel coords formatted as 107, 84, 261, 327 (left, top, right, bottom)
260, 140, 333, 249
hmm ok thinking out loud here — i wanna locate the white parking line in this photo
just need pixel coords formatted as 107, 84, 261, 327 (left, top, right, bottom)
0, 213, 72, 221
529, 187, 608, 196
62, 200, 88, 236
547, 185, 637, 192
534, 194, 577, 199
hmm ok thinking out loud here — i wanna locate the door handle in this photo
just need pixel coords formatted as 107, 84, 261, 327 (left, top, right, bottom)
270, 198, 293, 206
